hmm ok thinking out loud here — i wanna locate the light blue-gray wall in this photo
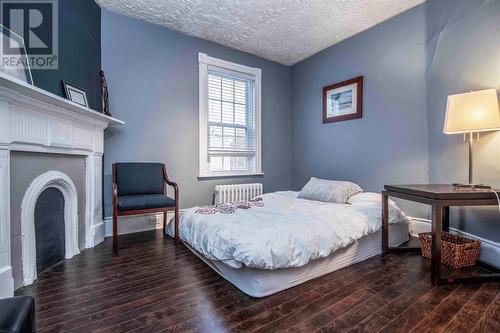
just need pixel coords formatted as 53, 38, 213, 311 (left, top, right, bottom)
425, 0, 500, 241
102, 0, 500, 241
291, 0, 500, 241
290, 5, 429, 217
101, 10, 292, 215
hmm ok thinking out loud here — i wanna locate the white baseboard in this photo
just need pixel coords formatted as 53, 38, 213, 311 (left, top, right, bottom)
104, 212, 175, 237
0, 265, 14, 298
409, 217, 500, 268
408, 217, 432, 236
91, 221, 105, 247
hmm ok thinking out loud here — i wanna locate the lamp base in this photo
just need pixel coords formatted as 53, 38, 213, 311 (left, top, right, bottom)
453, 183, 492, 190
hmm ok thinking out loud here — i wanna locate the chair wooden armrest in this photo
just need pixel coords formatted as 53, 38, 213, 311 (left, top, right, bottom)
162, 165, 179, 245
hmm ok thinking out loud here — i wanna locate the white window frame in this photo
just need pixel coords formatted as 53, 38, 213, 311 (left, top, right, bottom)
198, 52, 262, 178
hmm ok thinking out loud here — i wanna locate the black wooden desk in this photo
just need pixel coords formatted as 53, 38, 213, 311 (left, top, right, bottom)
382, 184, 500, 285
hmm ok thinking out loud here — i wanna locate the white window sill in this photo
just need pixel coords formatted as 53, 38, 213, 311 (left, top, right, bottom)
198, 172, 264, 179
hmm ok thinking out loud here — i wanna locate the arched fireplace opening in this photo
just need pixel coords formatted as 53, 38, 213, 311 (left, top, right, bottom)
34, 188, 66, 275
21, 171, 80, 286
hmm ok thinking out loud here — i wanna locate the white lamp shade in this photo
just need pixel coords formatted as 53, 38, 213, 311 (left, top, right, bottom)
443, 89, 500, 134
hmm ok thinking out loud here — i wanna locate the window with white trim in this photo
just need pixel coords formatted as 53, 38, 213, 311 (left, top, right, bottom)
198, 52, 262, 177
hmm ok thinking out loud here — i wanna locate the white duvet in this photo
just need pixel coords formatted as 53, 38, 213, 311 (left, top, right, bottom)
167, 191, 409, 270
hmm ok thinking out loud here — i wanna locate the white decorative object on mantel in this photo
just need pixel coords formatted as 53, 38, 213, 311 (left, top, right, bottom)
0, 73, 124, 298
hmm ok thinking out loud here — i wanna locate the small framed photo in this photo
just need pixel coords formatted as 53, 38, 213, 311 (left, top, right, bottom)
323, 76, 363, 123
62, 81, 89, 107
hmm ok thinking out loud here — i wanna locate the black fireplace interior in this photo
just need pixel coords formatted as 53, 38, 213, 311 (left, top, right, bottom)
35, 188, 65, 274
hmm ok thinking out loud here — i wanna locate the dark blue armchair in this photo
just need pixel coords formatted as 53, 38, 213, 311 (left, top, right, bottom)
112, 163, 179, 255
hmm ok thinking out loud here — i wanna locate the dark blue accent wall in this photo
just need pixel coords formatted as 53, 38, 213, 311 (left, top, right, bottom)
31, 0, 102, 111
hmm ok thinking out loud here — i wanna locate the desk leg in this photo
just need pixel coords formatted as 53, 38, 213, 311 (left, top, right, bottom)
443, 206, 450, 232
431, 203, 443, 285
382, 192, 389, 255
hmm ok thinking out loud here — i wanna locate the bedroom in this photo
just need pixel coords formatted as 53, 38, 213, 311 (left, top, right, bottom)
0, 0, 499, 332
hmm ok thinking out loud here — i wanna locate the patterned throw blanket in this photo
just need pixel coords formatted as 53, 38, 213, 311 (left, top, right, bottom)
195, 197, 264, 215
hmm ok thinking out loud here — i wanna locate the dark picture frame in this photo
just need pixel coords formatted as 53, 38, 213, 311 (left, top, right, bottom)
62, 81, 89, 108
323, 76, 363, 123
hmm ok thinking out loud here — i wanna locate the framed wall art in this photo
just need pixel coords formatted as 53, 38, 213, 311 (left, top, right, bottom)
323, 76, 363, 123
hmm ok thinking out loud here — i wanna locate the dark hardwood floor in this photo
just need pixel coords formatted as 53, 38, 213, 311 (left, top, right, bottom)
16, 230, 500, 332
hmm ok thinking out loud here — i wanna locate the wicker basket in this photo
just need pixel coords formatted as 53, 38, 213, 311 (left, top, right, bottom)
418, 232, 481, 269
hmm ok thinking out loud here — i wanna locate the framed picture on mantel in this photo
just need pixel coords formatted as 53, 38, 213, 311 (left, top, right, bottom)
62, 81, 89, 108
323, 76, 363, 123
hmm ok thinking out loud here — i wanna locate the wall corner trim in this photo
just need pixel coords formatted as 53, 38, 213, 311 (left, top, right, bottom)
198, 52, 208, 63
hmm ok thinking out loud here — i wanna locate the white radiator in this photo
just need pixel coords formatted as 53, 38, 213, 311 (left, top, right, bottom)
214, 183, 263, 204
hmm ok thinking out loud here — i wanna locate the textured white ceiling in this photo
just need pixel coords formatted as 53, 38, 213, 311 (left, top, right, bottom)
96, 0, 424, 65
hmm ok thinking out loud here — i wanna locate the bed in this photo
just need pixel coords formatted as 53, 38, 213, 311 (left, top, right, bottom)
167, 190, 410, 297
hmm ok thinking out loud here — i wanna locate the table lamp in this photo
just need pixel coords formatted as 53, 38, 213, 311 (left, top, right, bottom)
443, 89, 500, 188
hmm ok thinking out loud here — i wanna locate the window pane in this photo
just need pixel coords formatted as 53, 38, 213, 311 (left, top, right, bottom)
208, 75, 221, 100
234, 103, 246, 125
221, 77, 234, 102
221, 101, 234, 124
209, 156, 249, 172
209, 126, 222, 148
235, 128, 246, 149
208, 99, 221, 122
234, 81, 246, 104
209, 156, 223, 171
223, 127, 235, 149
223, 156, 231, 170
234, 157, 248, 170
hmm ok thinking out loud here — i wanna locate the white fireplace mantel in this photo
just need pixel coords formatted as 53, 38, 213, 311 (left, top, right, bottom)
0, 73, 124, 297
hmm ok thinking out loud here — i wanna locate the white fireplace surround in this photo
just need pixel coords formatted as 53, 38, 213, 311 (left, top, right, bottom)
21, 171, 80, 286
0, 73, 123, 297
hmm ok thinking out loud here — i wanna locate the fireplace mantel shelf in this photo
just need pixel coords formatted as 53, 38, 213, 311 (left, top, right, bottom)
0, 72, 124, 126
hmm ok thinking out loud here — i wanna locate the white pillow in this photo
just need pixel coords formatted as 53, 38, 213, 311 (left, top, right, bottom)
297, 177, 363, 204
348, 192, 396, 205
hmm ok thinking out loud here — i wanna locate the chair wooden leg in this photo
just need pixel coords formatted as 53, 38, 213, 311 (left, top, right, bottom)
163, 212, 167, 238
113, 212, 118, 256
175, 205, 180, 245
